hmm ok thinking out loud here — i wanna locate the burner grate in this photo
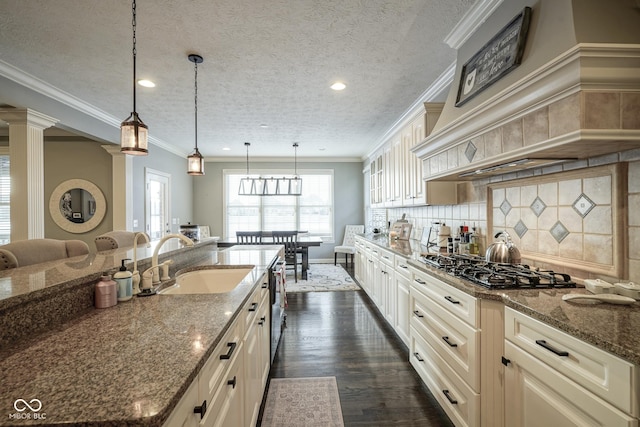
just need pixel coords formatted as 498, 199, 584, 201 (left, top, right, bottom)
419, 254, 576, 289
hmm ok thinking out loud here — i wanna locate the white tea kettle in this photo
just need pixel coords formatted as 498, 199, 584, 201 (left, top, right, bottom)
485, 231, 521, 264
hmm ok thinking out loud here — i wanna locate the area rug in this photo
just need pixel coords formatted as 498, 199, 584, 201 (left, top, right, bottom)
261, 376, 344, 427
284, 263, 360, 292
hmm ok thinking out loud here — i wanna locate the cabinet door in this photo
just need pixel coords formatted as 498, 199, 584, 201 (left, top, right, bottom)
401, 127, 415, 205
162, 377, 199, 427
204, 341, 245, 427
394, 272, 410, 346
504, 341, 636, 427
244, 317, 261, 427
391, 137, 403, 206
411, 116, 425, 204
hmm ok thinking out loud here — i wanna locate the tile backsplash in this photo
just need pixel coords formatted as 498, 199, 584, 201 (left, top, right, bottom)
386, 152, 640, 283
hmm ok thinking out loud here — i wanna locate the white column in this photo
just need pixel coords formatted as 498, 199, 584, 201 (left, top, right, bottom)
0, 108, 58, 241
102, 144, 133, 231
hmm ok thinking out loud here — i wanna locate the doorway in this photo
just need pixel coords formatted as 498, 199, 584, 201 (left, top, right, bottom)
145, 168, 171, 241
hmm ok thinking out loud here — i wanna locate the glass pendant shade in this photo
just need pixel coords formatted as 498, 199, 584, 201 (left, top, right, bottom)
120, 112, 148, 155
289, 177, 302, 195
187, 148, 204, 175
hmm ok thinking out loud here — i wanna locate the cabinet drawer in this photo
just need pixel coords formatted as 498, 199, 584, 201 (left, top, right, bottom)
411, 287, 479, 391
379, 248, 394, 266
505, 307, 637, 416
504, 340, 637, 427
394, 256, 412, 279
410, 267, 478, 327
242, 286, 262, 333
199, 320, 243, 409
203, 342, 245, 427
410, 326, 480, 427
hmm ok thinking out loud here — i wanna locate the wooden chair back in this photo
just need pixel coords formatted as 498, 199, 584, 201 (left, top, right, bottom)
236, 231, 263, 244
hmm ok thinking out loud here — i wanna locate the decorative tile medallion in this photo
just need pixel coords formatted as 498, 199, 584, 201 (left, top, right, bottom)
465, 141, 477, 162
530, 196, 547, 217
500, 199, 512, 216
550, 221, 570, 243
514, 220, 528, 239
572, 193, 595, 218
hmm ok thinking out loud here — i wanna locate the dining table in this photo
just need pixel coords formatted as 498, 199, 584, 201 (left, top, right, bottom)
217, 235, 323, 280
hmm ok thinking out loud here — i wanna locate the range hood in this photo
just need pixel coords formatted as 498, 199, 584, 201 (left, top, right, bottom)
412, 1, 640, 182
457, 158, 576, 178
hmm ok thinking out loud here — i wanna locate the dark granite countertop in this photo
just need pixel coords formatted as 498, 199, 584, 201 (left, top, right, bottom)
0, 245, 281, 426
357, 234, 640, 366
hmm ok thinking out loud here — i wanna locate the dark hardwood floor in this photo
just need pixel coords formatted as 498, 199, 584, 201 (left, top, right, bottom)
262, 264, 454, 426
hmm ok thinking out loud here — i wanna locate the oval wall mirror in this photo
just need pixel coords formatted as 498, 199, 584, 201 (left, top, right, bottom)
49, 179, 106, 233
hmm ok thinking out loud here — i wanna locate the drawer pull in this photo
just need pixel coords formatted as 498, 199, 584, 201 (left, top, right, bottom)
442, 389, 458, 405
415, 278, 426, 285
501, 356, 511, 366
261, 282, 268, 289
444, 296, 460, 305
193, 400, 207, 419
227, 376, 237, 389
398, 264, 408, 269
413, 352, 424, 362
442, 336, 458, 347
219, 342, 237, 360
413, 310, 424, 318
535, 339, 569, 357
258, 316, 266, 326
248, 302, 258, 312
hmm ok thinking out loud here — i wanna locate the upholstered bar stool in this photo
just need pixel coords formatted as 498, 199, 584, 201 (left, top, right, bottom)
0, 238, 90, 270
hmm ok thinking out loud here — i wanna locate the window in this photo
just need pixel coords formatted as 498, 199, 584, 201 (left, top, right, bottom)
0, 155, 9, 244
225, 170, 334, 241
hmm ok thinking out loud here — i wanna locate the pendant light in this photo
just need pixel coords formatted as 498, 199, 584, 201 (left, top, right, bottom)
239, 142, 262, 195
288, 142, 302, 196
120, 0, 148, 155
187, 54, 204, 175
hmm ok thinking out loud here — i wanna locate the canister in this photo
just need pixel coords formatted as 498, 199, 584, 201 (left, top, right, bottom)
95, 275, 117, 309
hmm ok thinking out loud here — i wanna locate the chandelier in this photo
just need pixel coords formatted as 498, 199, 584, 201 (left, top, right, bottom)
238, 142, 303, 196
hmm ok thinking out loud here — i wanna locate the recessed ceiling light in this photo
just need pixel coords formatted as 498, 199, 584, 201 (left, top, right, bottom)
222, 147, 230, 151
319, 148, 326, 151
259, 124, 269, 128
330, 82, 346, 91
137, 79, 155, 88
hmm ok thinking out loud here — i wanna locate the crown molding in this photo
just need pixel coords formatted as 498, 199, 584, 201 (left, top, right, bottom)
443, 0, 505, 49
0, 60, 187, 158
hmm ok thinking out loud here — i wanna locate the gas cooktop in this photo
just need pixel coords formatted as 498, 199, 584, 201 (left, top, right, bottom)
419, 253, 576, 290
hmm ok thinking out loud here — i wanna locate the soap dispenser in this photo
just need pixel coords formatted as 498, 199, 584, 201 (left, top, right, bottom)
113, 259, 133, 302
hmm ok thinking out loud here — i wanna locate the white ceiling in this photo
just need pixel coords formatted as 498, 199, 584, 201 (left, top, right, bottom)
0, 0, 476, 159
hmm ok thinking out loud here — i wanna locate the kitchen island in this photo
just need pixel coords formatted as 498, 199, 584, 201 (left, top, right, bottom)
0, 241, 281, 426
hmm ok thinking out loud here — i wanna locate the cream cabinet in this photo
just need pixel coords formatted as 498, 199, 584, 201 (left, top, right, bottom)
244, 273, 271, 427
409, 266, 481, 427
368, 103, 456, 207
163, 275, 272, 427
378, 248, 395, 325
393, 255, 411, 346
503, 307, 639, 427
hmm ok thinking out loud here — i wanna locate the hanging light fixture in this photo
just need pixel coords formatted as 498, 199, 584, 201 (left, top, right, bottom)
239, 142, 262, 195
238, 142, 303, 196
120, 0, 148, 155
187, 54, 204, 175
288, 142, 302, 196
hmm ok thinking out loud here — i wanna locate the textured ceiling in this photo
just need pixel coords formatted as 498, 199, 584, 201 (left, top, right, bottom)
0, 0, 475, 159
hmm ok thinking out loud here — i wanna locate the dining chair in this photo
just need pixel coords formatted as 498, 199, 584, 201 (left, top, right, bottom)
236, 231, 263, 244
334, 224, 364, 267
272, 231, 299, 282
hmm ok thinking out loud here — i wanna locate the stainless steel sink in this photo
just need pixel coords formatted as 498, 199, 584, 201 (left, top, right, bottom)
158, 265, 255, 295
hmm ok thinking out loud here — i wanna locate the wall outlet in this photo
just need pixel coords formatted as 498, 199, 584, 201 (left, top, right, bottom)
133, 219, 138, 228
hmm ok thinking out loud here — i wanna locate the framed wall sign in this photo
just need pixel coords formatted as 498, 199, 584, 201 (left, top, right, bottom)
455, 6, 532, 107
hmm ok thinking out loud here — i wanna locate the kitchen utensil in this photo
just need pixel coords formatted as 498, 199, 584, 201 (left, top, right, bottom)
613, 282, 640, 300
485, 231, 521, 264
561, 293, 635, 305
584, 279, 614, 294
